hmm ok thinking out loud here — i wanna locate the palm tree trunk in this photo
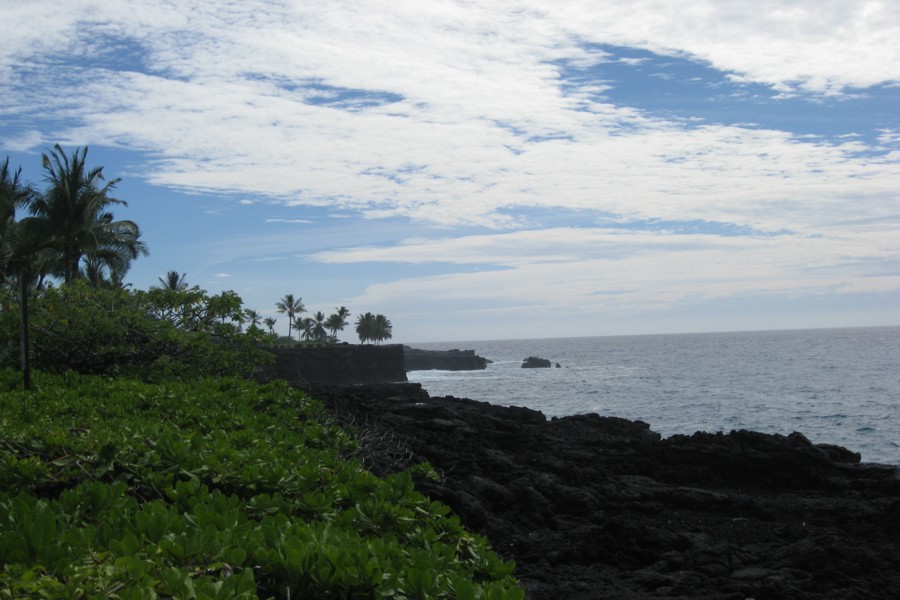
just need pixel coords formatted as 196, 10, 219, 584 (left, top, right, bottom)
65, 247, 80, 283
19, 272, 30, 390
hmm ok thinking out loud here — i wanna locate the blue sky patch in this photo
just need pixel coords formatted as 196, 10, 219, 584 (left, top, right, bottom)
494, 206, 786, 238
557, 44, 900, 150
302, 82, 404, 110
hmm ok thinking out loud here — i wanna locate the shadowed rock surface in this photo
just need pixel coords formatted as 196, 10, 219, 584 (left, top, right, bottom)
257, 344, 408, 386
403, 346, 490, 371
315, 383, 900, 600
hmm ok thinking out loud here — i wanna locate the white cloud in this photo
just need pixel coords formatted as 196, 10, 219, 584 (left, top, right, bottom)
332, 226, 900, 320
3, 4, 897, 215
265, 218, 313, 224
2, 1, 898, 339
552, 0, 900, 94
0, 130, 44, 153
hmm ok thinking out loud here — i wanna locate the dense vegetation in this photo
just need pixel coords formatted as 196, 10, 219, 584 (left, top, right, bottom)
0, 370, 524, 599
1, 145, 524, 599
2, 144, 396, 384
1, 147, 390, 351
0, 282, 272, 379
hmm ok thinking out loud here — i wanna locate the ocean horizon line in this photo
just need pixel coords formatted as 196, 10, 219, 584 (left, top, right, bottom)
404, 323, 899, 347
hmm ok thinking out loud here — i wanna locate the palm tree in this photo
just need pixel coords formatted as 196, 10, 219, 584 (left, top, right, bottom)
325, 307, 350, 342
0, 157, 36, 285
155, 270, 188, 291
81, 255, 120, 288
310, 310, 328, 342
0, 157, 39, 390
373, 314, 393, 344
328, 306, 351, 341
244, 308, 262, 328
275, 293, 305, 339
28, 144, 147, 283
297, 316, 315, 341
82, 213, 147, 285
263, 317, 277, 334
79, 222, 144, 288
355, 312, 376, 344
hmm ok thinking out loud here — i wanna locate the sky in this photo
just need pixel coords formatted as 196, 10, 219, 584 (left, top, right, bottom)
1, 0, 898, 343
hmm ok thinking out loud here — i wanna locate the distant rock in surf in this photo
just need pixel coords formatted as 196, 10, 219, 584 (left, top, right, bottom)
522, 356, 552, 368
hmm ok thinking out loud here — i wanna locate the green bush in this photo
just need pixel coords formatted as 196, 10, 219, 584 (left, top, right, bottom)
0, 282, 273, 380
0, 370, 523, 599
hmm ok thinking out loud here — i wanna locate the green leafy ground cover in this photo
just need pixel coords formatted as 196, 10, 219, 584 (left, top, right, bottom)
0, 370, 523, 599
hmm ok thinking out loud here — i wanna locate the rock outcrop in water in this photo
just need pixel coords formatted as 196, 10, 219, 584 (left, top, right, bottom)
315, 383, 900, 600
521, 356, 552, 368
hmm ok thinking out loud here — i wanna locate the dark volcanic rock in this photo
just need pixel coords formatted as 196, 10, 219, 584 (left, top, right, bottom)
522, 356, 552, 368
317, 384, 900, 600
403, 346, 490, 371
256, 344, 407, 386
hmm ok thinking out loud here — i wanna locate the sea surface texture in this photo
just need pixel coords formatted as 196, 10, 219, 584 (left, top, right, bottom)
407, 326, 900, 465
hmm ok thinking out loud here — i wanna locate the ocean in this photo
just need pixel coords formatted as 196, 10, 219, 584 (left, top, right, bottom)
406, 326, 900, 466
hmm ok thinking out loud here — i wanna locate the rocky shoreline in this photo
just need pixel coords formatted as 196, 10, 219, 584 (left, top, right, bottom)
312, 383, 900, 600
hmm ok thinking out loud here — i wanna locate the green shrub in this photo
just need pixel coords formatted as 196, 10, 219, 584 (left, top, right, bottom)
0, 370, 523, 599
0, 282, 273, 380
